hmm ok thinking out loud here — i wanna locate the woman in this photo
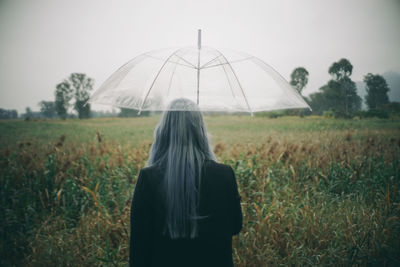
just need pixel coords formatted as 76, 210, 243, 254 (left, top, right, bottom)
130, 98, 243, 267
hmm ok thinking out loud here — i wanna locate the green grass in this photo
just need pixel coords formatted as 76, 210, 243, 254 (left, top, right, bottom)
1, 116, 399, 266
1, 116, 398, 146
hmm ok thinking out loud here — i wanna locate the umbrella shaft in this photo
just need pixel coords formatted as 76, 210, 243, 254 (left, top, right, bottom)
197, 66, 200, 105
198, 29, 201, 50
197, 29, 201, 105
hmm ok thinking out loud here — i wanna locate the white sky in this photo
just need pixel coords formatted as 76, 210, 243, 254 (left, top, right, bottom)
0, 0, 399, 113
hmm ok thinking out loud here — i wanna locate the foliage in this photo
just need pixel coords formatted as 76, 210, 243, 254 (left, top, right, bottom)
254, 111, 285, 119
285, 66, 310, 116
324, 78, 361, 117
328, 58, 353, 81
384, 101, 400, 114
25, 107, 32, 117
322, 110, 335, 118
70, 73, 94, 119
55, 73, 94, 119
308, 59, 361, 118
356, 109, 389, 119
55, 81, 73, 119
39, 101, 56, 118
356, 101, 400, 119
364, 73, 390, 109
307, 91, 326, 116
75, 100, 91, 119
0, 117, 399, 266
290, 67, 309, 94
0, 108, 18, 119
283, 107, 311, 117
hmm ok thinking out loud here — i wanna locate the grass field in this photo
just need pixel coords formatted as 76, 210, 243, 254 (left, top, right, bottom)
1, 116, 400, 266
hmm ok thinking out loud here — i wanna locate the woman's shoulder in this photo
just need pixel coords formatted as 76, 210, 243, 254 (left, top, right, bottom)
137, 165, 165, 187
139, 164, 162, 177
203, 159, 234, 175
140, 160, 234, 178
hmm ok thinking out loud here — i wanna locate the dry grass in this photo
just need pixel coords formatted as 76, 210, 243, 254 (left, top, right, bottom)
0, 116, 399, 266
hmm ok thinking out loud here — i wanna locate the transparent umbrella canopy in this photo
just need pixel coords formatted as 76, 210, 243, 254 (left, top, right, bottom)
89, 30, 311, 115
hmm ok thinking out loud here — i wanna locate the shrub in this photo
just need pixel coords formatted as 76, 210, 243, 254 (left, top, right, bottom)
322, 110, 335, 118
357, 109, 389, 119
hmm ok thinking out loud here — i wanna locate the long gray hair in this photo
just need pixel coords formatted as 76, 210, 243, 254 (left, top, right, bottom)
147, 98, 216, 239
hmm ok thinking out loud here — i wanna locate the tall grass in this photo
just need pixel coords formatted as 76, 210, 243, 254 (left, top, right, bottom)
0, 117, 399, 266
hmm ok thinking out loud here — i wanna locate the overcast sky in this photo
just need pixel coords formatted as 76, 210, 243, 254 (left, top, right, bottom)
1, 0, 399, 113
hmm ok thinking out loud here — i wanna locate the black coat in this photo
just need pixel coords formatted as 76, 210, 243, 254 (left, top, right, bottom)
130, 159, 243, 267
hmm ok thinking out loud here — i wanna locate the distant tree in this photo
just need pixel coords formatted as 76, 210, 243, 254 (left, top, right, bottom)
328, 58, 353, 81
75, 100, 91, 119
10, 109, 18, 119
39, 101, 56, 118
384, 101, 400, 114
327, 59, 360, 117
11, 109, 18, 118
25, 107, 33, 119
309, 59, 361, 118
22, 107, 42, 120
0, 108, 18, 119
363, 73, 390, 109
324, 78, 361, 117
55, 81, 73, 119
69, 73, 93, 118
55, 73, 94, 119
308, 90, 328, 115
290, 67, 309, 94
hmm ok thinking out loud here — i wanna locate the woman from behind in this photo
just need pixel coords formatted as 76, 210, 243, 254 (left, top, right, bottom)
130, 98, 242, 267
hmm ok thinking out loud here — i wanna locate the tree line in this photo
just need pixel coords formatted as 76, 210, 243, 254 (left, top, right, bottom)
19, 72, 147, 120
289, 58, 399, 118
1, 59, 399, 120
5, 73, 95, 120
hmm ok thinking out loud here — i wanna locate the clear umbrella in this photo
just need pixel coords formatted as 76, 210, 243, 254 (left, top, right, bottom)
88, 30, 311, 115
